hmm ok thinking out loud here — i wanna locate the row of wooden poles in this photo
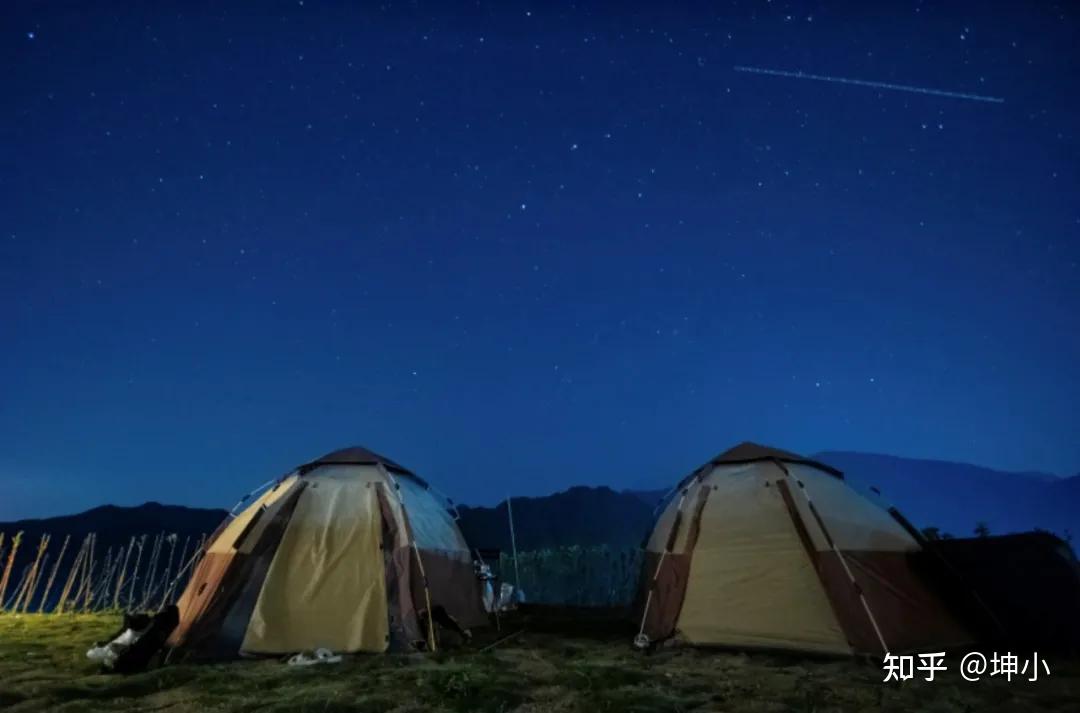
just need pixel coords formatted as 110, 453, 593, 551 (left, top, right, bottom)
0, 531, 206, 615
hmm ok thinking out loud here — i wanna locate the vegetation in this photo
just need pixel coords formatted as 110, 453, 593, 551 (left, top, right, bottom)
0, 531, 204, 615
921, 527, 955, 541
1, 534, 639, 613
1, 610, 1078, 712
494, 546, 641, 607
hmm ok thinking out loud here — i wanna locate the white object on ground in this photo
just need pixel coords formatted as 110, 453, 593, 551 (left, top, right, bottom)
86, 628, 144, 669
287, 648, 342, 666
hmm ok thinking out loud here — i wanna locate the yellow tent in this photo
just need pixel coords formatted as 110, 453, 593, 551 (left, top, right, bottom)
169, 447, 484, 658
636, 442, 972, 655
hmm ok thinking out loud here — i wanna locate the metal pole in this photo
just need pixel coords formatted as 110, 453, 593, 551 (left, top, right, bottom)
506, 495, 520, 592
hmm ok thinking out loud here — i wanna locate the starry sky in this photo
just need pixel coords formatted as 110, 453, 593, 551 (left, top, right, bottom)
3, 1, 1078, 520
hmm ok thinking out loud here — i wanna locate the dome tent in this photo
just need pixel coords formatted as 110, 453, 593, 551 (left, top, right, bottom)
167, 447, 485, 659
635, 442, 972, 655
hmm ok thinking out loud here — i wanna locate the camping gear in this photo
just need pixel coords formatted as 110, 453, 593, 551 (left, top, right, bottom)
415, 605, 473, 650
167, 446, 486, 659
88, 607, 179, 673
930, 532, 1080, 653
636, 442, 972, 655
287, 648, 342, 666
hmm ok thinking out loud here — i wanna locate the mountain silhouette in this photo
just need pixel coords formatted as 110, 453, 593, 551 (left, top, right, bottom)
814, 451, 1078, 539
2, 453, 1077, 585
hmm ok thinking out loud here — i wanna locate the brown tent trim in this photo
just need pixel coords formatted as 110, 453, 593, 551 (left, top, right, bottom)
682, 480, 713, 555
296, 446, 424, 485
637, 468, 714, 647
776, 477, 856, 651
231, 506, 266, 551
775, 460, 888, 653
172, 482, 307, 659
376, 463, 437, 652
776, 479, 822, 572
673, 442, 842, 493
376, 483, 423, 650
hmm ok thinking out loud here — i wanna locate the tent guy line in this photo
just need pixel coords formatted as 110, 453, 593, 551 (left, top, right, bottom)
732, 65, 1006, 104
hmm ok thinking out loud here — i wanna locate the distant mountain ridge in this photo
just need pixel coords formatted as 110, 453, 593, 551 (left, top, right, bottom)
2, 453, 1076, 567
457, 485, 655, 551
813, 451, 1078, 539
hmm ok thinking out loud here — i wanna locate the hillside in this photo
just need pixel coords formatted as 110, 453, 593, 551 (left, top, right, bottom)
457, 486, 654, 551
815, 451, 1079, 539
3, 454, 1077, 573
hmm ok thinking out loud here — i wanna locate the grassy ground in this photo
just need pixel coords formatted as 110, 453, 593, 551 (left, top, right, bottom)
1, 610, 1078, 712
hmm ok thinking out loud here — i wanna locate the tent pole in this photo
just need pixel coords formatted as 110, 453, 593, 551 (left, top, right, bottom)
776, 461, 889, 654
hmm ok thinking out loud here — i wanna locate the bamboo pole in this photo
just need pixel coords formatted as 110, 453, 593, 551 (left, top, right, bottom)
10, 566, 31, 612
79, 534, 97, 612
166, 535, 190, 606
55, 536, 89, 613
91, 549, 118, 609
156, 534, 179, 610
113, 538, 135, 610
0, 531, 23, 609
159, 536, 205, 607
92, 547, 113, 606
23, 552, 51, 612
37, 534, 70, 613
18, 534, 50, 613
70, 535, 91, 613
140, 533, 164, 610
141, 534, 157, 606
4, 566, 30, 611
126, 535, 146, 610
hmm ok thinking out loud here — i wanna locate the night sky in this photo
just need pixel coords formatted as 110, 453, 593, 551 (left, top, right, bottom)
3, 2, 1078, 520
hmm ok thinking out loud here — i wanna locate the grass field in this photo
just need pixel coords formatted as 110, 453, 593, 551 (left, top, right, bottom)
1, 610, 1078, 712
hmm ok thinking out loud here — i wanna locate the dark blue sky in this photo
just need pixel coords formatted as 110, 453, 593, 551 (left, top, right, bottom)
3, 2, 1078, 519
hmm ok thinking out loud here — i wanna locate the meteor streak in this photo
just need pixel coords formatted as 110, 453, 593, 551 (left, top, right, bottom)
733, 65, 1005, 104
